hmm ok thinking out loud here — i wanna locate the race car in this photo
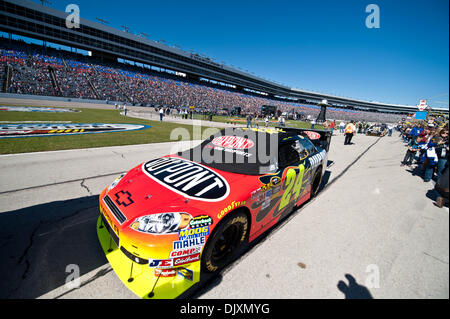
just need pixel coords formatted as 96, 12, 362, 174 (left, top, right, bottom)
97, 127, 332, 299
366, 124, 387, 136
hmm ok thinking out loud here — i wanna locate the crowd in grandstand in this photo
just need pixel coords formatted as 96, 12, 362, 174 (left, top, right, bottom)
1, 39, 406, 124
398, 118, 449, 208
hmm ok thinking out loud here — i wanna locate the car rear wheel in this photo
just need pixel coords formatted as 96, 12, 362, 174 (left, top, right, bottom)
311, 170, 322, 198
201, 211, 249, 273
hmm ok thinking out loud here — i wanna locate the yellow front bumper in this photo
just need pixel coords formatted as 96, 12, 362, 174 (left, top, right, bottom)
96, 216, 201, 299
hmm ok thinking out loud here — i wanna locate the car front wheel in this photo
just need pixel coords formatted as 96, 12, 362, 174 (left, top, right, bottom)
201, 211, 249, 273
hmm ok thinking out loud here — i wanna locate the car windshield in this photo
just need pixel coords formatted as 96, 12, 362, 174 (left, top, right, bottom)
178, 128, 282, 175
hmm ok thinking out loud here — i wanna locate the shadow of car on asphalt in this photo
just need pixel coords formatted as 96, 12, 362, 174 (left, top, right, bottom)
0, 195, 106, 299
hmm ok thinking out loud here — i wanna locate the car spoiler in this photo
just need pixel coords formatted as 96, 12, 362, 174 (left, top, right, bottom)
277, 127, 332, 152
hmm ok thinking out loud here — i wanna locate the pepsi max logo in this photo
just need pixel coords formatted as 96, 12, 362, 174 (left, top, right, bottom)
143, 157, 230, 202
304, 131, 321, 140
211, 136, 254, 149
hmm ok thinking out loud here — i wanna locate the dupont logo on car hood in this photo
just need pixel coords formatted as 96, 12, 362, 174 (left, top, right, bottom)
142, 157, 230, 202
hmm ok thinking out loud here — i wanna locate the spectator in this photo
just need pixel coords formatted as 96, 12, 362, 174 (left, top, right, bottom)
340, 121, 346, 133
421, 133, 440, 182
388, 124, 393, 136
434, 165, 449, 208
330, 120, 336, 135
401, 137, 420, 167
344, 121, 357, 145
247, 114, 253, 128
435, 129, 449, 181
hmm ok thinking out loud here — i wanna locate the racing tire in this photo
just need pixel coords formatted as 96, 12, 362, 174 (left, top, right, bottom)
311, 170, 323, 198
201, 211, 249, 273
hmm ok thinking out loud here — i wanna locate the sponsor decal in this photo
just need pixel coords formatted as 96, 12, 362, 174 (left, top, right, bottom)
241, 127, 285, 134
308, 150, 326, 169
154, 268, 177, 277
270, 176, 281, 186
272, 185, 281, 195
169, 246, 202, 258
149, 259, 174, 268
417, 99, 427, 111
205, 144, 252, 158
189, 215, 213, 228
251, 188, 263, 201
217, 200, 246, 219
173, 253, 201, 266
260, 183, 271, 192
177, 268, 194, 281
178, 226, 209, 241
0, 106, 80, 113
261, 188, 273, 210
259, 176, 282, 193
114, 190, 134, 207
142, 157, 230, 202
173, 235, 206, 250
107, 174, 126, 191
304, 131, 321, 140
211, 136, 255, 149
0, 123, 150, 138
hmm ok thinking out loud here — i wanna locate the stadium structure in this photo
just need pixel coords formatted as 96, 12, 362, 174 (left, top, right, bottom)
0, 0, 448, 119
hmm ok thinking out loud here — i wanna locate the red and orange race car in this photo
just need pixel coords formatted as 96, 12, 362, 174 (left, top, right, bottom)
97, 127, 331, 298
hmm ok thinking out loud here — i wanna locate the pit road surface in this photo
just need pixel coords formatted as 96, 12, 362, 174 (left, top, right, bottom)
0, 133, 448, 299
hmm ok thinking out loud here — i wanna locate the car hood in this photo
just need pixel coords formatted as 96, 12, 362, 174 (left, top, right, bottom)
103, 156, 258, 227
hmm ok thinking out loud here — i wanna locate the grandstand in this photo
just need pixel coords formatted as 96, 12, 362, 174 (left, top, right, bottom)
0, 0, 447, 123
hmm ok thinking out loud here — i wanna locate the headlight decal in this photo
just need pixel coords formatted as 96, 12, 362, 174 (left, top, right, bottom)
107, 173, 125, 191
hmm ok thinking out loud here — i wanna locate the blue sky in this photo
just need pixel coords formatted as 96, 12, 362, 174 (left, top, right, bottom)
29, 0, 449, 108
